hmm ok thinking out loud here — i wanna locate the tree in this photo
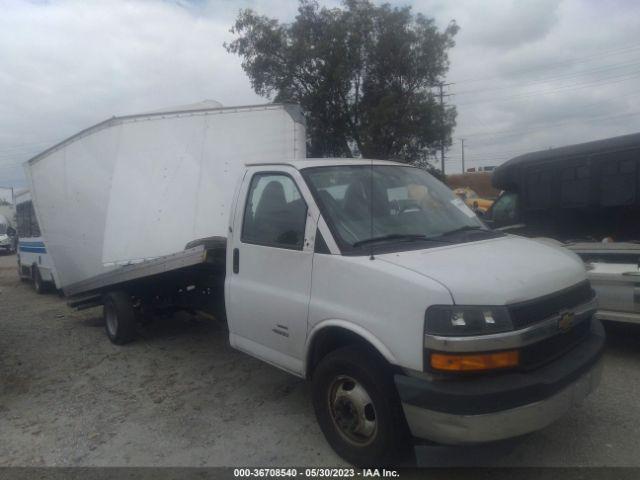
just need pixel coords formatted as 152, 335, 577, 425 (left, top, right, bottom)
225, 0, 458, 170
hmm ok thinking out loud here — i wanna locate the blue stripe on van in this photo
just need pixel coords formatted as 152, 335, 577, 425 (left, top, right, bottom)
19, 241, 46, 247
19, 241, 46, 253
19, 246, 47, 253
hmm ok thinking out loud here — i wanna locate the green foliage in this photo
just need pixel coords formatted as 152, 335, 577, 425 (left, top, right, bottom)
0, 198, 11, 206
225, 0, 458, 167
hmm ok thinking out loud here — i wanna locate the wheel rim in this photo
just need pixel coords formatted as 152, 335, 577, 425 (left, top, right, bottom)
328, 375, 377, 446
105, 301, 118, 337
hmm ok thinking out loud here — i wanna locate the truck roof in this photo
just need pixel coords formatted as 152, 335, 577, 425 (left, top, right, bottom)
247, 158, 408, 169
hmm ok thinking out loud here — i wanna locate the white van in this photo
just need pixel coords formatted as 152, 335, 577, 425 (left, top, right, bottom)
0, 213, 16, 253
27, 103, 603, 466
15, 190, 59, 292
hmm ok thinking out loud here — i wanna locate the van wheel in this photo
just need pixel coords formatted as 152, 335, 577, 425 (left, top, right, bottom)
103, 291, 137, 345
312, 346, 411, 467
17, 260, 28, 282
32, 266, 46, 294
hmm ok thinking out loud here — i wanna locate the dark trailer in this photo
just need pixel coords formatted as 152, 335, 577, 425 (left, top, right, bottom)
488, 132, 640, 242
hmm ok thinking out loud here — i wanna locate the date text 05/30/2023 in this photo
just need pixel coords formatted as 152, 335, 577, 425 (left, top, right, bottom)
233, 468, 399, 478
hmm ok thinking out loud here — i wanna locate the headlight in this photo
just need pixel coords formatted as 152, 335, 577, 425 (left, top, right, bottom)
425, 305, 512, 336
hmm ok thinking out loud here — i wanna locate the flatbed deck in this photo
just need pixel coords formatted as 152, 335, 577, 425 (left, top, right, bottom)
64, 245, 209, 298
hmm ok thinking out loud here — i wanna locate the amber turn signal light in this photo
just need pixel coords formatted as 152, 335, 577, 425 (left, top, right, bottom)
430, 350, 519, 372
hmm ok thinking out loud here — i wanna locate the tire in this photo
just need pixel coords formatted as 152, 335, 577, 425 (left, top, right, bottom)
32, 266, 46, 294
312, 345, 411, 467
103, 291, 137, 345
17, 260, 28, 282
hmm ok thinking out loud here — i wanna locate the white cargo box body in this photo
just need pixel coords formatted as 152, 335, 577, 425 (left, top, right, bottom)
26, 103, 306, 289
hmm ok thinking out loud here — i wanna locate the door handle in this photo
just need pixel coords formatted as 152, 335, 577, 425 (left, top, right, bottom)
233, 248, 240, 274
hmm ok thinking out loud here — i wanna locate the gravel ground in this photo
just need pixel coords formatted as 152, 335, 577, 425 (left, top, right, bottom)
1, 251, 640, 467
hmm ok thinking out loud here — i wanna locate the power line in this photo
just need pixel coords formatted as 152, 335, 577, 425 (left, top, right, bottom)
451, 43, 640, 84
454, 87, 640, 143
458, 110, 640, 146
451, 113, 640, 166
454, 58, 640, 96
456, 70, 640, 106
466, 107, 640, 141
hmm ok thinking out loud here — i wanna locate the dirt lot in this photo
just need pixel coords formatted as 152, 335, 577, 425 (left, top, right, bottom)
2, 251, 640, 467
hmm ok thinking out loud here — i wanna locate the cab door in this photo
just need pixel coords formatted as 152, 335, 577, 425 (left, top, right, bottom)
225, 166, 318, 375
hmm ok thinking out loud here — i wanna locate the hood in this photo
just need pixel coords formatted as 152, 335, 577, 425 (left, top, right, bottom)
0, 234, 8, 241
376, 235, 587, 305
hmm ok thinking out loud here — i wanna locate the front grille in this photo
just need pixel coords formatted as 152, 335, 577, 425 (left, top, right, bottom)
520, 317, 592, 369
508, 280, 595, 329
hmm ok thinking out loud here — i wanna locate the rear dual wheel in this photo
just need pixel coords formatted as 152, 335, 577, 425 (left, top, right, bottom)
103, 291, 137, 345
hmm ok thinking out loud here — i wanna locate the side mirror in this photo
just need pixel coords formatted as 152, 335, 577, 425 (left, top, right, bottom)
481, 209, 495, 228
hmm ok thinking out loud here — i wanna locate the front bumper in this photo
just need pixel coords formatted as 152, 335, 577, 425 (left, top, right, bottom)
395, 318, 605, 444
595, 310, 640, 325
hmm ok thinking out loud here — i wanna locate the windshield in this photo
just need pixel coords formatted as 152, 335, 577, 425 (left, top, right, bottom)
302, 165, 485, 253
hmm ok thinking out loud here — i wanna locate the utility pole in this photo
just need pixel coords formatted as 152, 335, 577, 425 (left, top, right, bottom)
437, 83, 453, 176
460, 138, 465, 173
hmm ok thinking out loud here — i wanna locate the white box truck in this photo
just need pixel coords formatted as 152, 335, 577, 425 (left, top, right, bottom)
26, 102, 603, 466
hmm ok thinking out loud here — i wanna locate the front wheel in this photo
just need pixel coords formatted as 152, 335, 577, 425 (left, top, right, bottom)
312, 346, 411, 467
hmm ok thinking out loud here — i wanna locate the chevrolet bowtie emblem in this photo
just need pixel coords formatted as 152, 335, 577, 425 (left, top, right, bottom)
558, 311, 575, 332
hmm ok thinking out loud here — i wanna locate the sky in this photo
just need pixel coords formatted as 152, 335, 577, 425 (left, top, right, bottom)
1, 0, 640, 189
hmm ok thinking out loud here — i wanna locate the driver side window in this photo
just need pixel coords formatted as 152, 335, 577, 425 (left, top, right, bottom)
491, 192, 520, 225
241, 173, 308, 250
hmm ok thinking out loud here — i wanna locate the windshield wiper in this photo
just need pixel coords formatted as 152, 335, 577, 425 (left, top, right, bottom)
437, 225, 487, 237
352, 233, 450, 248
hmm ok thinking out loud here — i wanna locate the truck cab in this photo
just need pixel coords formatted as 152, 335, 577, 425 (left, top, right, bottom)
224, 159, 604, 466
